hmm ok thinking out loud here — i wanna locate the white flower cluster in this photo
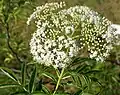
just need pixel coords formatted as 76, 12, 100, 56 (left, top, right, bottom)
30, 28, 79, 68
28, 2, 117, 68
110, 24, 120, 45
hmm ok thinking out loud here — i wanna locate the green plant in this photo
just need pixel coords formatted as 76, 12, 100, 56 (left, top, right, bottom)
1, 58, 120, 95
0, 1, 120, 95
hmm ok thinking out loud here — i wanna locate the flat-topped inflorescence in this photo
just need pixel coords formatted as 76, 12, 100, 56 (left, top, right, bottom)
27, 2, 118, 68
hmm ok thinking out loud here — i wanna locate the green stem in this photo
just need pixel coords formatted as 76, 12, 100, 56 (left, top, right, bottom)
53, 67, 65, 95
55, 68, 60, 77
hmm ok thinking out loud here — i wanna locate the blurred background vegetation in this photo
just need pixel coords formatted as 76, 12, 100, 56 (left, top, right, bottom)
0, 0, 120, 95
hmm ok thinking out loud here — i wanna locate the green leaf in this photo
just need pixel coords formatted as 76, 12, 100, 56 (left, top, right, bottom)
33, 91, 48, 95
82, 93, 92, 95
55, 93, 70, 95
74, 89, 82, 95
28, 66, 37, 93
76, 65, 87, 73
84, 70, 101, 74
70, 72, 82, 87
18, 0, 25, 6
35, 79, 42, 91
90, 77, 102, 86
33, 93, 46, 95
42, 72, 57, 82
42, 85, 50, 94
0, 84, 18, 88
4, 57, 11, 64
81, 75, 90, 86
0, 33, 6, 38
72, 57, 94, 64
21, 63, 26, 86
10, 91, 28, 95
0, 67, 19, 82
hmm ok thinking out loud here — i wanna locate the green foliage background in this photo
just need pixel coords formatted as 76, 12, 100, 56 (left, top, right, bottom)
0, 0, 120, 95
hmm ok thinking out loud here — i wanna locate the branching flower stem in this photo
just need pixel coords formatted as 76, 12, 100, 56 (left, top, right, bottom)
53, 67, 65, 95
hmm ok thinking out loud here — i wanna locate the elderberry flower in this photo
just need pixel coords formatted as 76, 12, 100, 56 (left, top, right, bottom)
28, 2, 118, 68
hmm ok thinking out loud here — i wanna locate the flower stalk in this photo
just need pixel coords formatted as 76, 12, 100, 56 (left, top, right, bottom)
53, 67, 65, 95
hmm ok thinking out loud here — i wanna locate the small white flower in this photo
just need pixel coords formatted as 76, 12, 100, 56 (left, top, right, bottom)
58, 36, 65, 41
65, 26, 74, 35
69, 52, 74, 57
92, 51, 98, 57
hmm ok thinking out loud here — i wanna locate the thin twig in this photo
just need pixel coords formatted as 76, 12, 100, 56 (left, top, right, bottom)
1, 0, 23, 64
5, 22, 23, 63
